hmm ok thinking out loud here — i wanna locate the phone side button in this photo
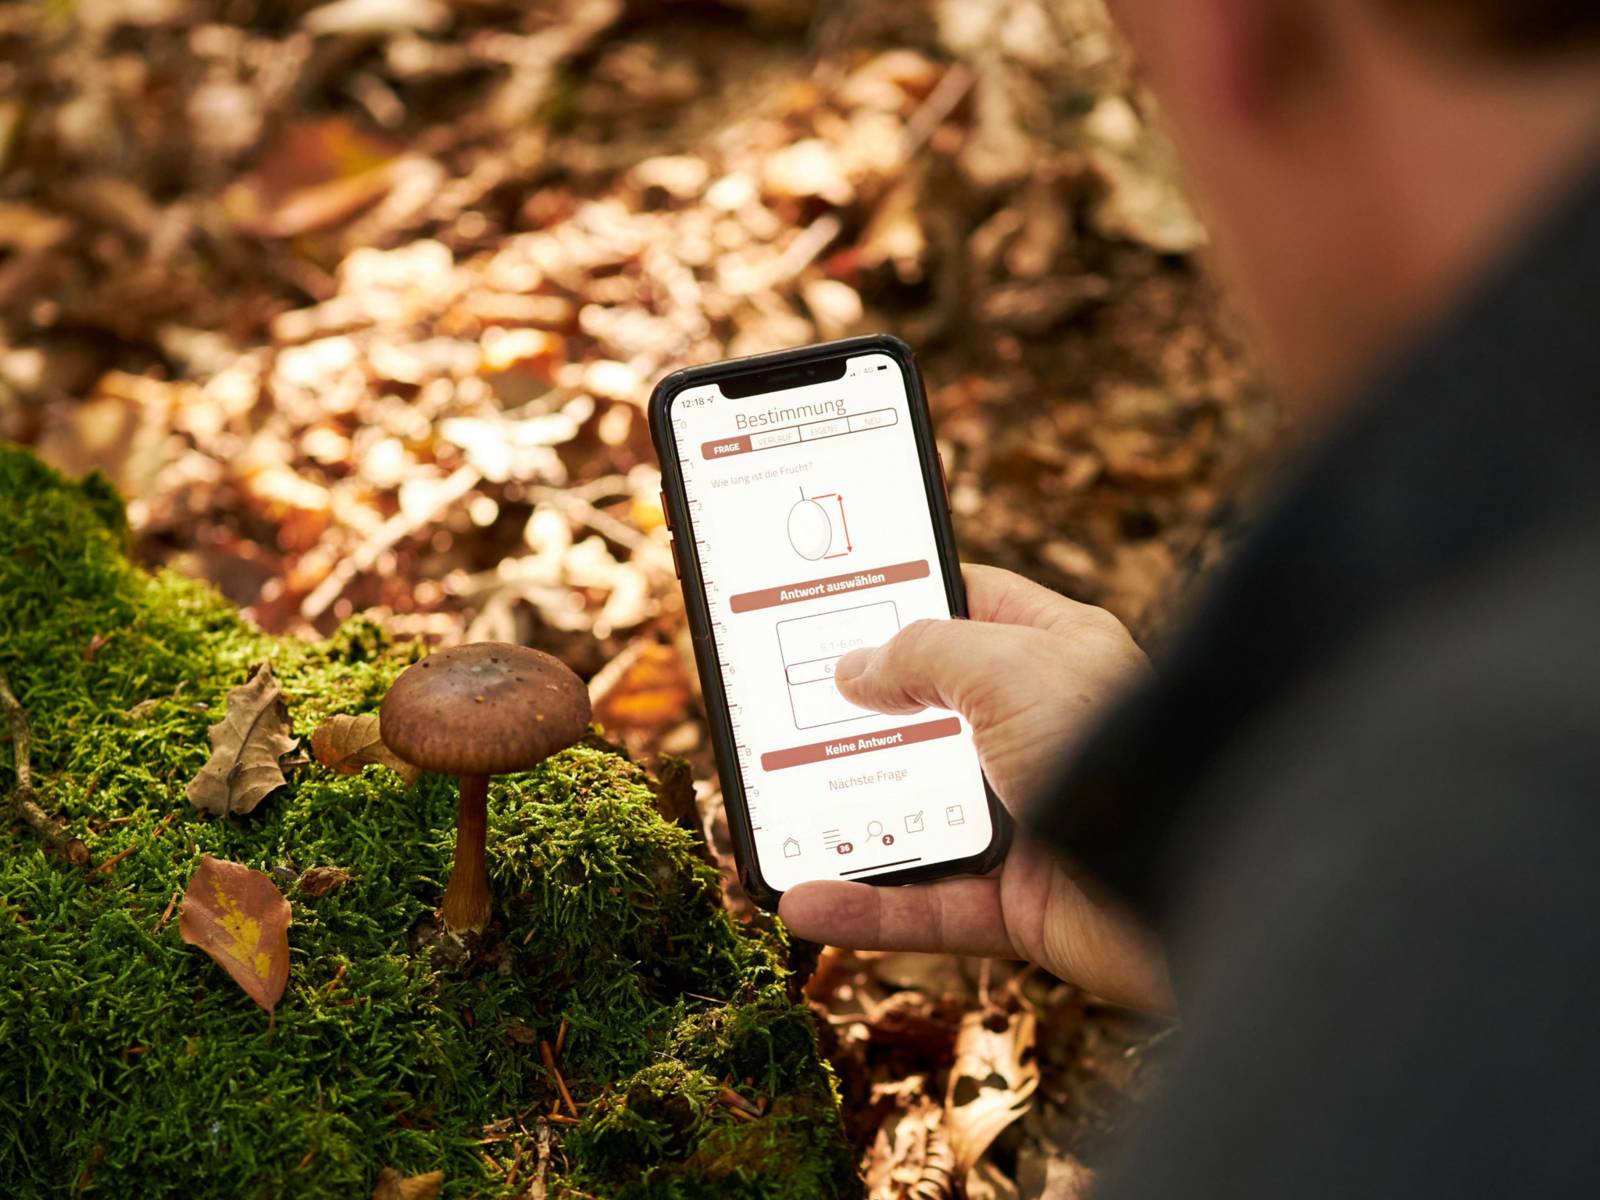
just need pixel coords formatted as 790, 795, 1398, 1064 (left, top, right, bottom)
936, 451, 951, 501
668, 533, 683, 579
659, 490, 672, 532
686, 599, 710, 640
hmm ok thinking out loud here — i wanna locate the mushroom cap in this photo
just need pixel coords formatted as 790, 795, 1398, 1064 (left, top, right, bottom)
380, 643, 590, 777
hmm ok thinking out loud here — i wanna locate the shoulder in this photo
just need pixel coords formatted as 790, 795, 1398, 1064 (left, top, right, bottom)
1102, 535, 1600, 1199
1216, 528, 1600, 830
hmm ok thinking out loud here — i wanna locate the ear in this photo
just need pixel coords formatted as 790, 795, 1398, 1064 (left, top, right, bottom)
1167, 0, 1328, 126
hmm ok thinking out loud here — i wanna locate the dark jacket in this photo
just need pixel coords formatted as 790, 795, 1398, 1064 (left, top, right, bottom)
1035, 159, 1600, 1197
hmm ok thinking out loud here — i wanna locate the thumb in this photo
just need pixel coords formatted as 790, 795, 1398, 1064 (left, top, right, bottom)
833, 618, 1036, 721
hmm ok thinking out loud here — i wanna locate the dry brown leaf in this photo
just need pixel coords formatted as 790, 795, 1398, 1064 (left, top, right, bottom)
967, 1157, 1022, 1200
186, 663, 298, 816
224, 117, 405, 239
870, 952, 974, 1000
372, 1167, 444, 1200
179, 856, 291, 1013
311, 713, 422, 786
302, 0, 451, 37
588, 641, 692, 736
505, 1020, 540, 1046
1016, 1148, 1096, 1200
945, 1007, 1039, 1180
1084, 96, 1207, 255
865, 1095, 955, 1200
297, 866, 354, 897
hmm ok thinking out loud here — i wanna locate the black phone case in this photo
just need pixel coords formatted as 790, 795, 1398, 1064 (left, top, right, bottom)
648, 334, 1012, 911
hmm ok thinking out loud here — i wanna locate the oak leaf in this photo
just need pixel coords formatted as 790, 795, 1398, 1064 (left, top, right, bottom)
186, 662, 297, 816
372, 1167, 444, 1200
179, 856, 291, 1013
310, 712, 421, 786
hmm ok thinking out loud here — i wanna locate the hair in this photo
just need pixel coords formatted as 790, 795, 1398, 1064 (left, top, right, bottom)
1384, 0, 1600, 56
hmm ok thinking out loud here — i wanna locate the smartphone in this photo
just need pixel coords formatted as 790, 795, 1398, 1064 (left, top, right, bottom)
649, 334, 1010, 910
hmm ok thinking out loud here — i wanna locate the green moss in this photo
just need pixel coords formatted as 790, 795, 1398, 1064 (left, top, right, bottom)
0, 443, 859, 1199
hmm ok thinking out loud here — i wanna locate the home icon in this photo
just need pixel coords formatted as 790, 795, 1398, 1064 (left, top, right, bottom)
782, 837, 802, 859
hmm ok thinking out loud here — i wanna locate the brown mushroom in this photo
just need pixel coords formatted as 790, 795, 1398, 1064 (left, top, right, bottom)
380, 643, 590, 932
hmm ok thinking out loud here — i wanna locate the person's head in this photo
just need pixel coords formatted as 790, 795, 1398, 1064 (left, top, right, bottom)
1105, 0, 1600, 408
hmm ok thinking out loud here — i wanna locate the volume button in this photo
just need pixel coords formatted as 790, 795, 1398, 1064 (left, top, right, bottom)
668, 532, 683, 579
659, 490, 672, 531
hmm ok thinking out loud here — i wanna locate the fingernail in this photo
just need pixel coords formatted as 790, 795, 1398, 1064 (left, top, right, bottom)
834, 648, 872, 682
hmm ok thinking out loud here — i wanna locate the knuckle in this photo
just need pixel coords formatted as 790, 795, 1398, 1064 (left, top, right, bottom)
1080, 606, 1138, 655
888, 618, 943, 664
1085, 604, 1128, 639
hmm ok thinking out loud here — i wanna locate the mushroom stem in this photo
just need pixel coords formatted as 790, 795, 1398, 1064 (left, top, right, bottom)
441, 773, 492, 932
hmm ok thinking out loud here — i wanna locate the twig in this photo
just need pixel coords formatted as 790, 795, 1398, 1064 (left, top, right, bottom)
540, 1039, 579, 1117
1125, 1023, 1181, 1059
526, 485, 651, 553
529, 1118, 551, 1200
899, 62, 976, 161
299, 464, 480, 621
555, 1016, 568, 1057
763, 213, 843, 291
87, 811, 176, 879
0, 667, 90, 867
717, 1086, 760, 1118
504, 1139, 526, 1190
152, 891, 180, 933
87, 845, 137, 879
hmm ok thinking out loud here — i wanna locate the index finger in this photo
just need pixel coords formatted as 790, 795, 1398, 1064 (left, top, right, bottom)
778, 877, 1019, 959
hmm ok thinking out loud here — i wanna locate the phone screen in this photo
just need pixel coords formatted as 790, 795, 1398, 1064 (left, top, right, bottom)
667, 349, 994, 892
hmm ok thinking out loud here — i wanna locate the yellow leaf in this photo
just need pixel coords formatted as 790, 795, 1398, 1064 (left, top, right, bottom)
179, 856, 291, 1013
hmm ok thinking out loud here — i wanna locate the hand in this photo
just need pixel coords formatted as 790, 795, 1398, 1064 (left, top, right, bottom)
778, 566, 1174, 1013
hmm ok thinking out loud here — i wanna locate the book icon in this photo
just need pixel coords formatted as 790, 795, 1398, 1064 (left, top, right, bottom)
945, 804, 965, 826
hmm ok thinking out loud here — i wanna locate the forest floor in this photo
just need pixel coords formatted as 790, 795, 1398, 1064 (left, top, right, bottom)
1, 1, 1280, 1196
